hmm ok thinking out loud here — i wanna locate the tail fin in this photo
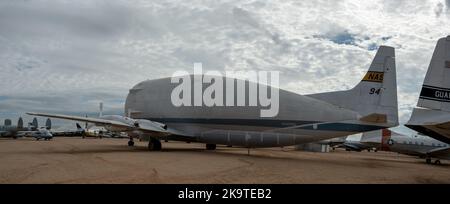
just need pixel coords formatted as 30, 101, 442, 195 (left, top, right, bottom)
17, 117, 23, 129
45, 118, 51, 130
360, 129, 383, 143
308, 46, 398, 125
32, 118, 38, 130
417, 36, 450, 112
358, 129, 389, 151
76, 123, 83, 130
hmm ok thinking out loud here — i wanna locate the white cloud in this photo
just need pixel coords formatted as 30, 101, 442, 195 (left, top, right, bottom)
0, 0, 449, 128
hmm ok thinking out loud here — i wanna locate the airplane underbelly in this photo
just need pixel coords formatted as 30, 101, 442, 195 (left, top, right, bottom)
168, 122, 355, 147
105, 125, 130, 132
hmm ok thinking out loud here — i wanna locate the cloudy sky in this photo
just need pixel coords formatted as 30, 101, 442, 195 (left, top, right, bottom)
0, 0, 449, 133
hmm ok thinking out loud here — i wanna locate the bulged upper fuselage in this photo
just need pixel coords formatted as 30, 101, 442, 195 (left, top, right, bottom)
125, 76, 386, 147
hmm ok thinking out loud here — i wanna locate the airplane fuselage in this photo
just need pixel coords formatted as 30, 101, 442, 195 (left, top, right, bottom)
124, 77, 390, 147
385, 135, 449, 158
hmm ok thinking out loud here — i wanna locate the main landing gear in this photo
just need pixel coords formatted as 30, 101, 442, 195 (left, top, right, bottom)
426, 158, 442, 165
127, 137, 162, 151
206, 144, 216, 150
148, 138, 162, 151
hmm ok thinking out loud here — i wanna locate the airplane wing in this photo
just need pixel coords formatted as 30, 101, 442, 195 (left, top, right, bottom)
133, 119, 169, 134
15, 131, 37, 137
26, 112, 171, 136
27, 112, 130, 127
427, 146, 450, 160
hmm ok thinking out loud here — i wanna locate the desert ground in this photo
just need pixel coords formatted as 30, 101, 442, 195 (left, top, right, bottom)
0, 137, 449, 184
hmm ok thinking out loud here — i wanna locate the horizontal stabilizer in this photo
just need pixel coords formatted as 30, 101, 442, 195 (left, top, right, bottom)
359, 114, 387, 123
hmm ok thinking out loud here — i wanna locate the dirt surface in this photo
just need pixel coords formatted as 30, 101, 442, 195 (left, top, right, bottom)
0, 137, 449, 184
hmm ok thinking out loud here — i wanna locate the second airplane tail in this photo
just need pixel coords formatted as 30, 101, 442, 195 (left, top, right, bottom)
416, 36, 450, 111
308, 46, 398, 126
406, 36, 450, 144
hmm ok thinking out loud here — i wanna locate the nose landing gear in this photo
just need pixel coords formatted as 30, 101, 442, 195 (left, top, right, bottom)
128, 138, 134, 146
148, 138, 162, 151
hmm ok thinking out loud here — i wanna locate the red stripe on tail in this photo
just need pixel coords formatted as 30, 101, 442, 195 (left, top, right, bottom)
380, 129, 392, 151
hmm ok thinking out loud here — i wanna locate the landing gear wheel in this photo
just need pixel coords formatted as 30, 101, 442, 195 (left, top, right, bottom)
128, 140, 135, 147
148, 138, 162, 151
426, 158, 431, 164
206, 144, 216, 150
434, 160, 441, 165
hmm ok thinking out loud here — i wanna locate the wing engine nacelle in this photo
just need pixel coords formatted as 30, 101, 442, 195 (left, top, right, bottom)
134, 119, 168, 131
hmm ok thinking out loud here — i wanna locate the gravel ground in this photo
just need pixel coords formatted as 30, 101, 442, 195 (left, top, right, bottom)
0, 137, 449, 184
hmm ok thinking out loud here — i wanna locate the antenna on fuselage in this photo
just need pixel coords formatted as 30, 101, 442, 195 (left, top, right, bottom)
85, 114, 88, 129
99, 102, 103, 117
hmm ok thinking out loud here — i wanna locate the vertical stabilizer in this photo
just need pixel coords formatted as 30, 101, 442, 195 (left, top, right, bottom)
417, 36, 450, 111
45, 118, 51, 130
32, 118, 38, 130
308, 46, 398, 125
17, 117, 23, 129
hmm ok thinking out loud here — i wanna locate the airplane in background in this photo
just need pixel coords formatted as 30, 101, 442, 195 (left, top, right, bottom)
17, 127, 53, 140
1, 117, 53, 140
81, 122, 128, 139
47, 104, 129, 139
50, 123, 86, 137
0, 118, 25, 137
342, 129, 449, 165
28, 45, 399, 151
338, 129, 399, 152
406, 36, 450, 144
315, 136, 348, 150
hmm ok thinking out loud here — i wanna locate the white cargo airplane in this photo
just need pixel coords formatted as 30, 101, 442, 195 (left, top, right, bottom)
406, 36, 450, 144
343, 129, 449, 165
28, 45, 399, 151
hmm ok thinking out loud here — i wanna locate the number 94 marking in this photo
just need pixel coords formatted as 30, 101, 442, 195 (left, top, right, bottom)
369, 88, 381, 95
